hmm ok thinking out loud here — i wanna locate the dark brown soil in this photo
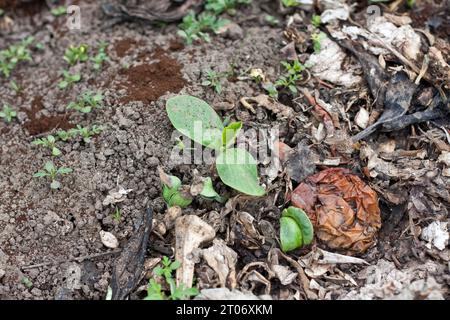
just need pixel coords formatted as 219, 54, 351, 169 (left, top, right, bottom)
114, 38, 141, 58
22, 96, 74, 136
119, 48, 186, 104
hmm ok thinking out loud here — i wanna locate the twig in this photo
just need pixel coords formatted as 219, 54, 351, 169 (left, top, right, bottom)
21, 249, 122, 270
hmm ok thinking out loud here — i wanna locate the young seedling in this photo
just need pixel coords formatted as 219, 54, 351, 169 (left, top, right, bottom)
311, 14, 321, 28
113, 206, 121, 221
281, 60, 305, 76
280, 207, 314, 252
58, 70, 81, 89
159, 168, 193, 208
32, 135, 62, 156
144, 256, 199, 300
166, 95, 265, 196
67, 91, 103, 113
265, 15, 280, 26
63, 44, 88, 66
202, 70, 223, 94
275, 73, 300, 95
205, 0, 251, 15
51, 6, 66, 16
74, 125, 103, 143
91, 41, 109, 71
0, 36, 33, 78
0, 104, 17, 123
9, 80, 21, 94
312, 32, 326, 53
281, 0, 299, 7
33, 161, 73, 190
56, 129, 77, 142
262, 82, 279, 100
178, 11, 230, 45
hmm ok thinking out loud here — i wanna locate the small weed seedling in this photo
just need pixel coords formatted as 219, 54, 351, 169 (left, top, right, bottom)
275, 73, 301, 94
262, 82, 279, 100
202, 70, 224, 94
67, 92, 103, 113
74, 125, 103, 143
0, 36, 33, 78
9, 80, 21, 94
63, 44, 88, 66
178, 11, 229, 45
58, 70, 81, 89
205, 0, 251, 15
51, 6, 66, 16
166, 95, 265, 196
312, 32, 326, 53
145, 256, 199, 300
281, 60, 305, 76
280, 207, 314, 252
312, 14, 321, 28
0, 104, 17, 123
91, 41, 109, 71
33, 161, 73, 190
265, 15, 280, 26
113, 206, 121, 221
281, 0, 299, 7
32, 135, 62, 156
56, 129, 77, 142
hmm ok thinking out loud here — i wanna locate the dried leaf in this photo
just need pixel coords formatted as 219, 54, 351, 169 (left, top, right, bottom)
290, 168, 381, 253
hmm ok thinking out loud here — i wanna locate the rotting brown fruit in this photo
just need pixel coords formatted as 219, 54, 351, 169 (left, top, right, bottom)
289, 168, 381, 253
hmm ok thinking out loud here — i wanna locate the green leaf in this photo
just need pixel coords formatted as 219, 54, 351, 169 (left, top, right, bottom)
216, 148, 265, 196
166, 95, 224, 150
170, 260, 181, 271
222, 121, 242, 148
52, 147, 61, 157
281, 207, 314, 245
33, 171, 48, 178
44, 161, 55, 173
57, 167, 73, 175
50, 180, 61, 189
200, 177, 225, 203
162, 175, 182, 204
167, 191, 192, 208
280, 216, 303, 252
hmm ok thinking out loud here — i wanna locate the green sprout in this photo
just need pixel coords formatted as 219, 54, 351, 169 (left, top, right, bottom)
202, 70, 224, 94
56, 129, 77, 142
63, 44, 88, 66
166, 95, 265, 196
67, 91, 103, 113
281, 0, 299, 7
275, 74, 300, 94
312, 32, 326, 53
312, 14, 321, 28
178, 11, 230, 45
205, 0, 251, 15
160, 171, 193, 208
58, 70, 81, 89
91, 41, 109, 71
113, 206, 121, 221
32, 135, 62, 157
33, 161, 73, 190
280, 207, 314, 252
0, 104, 17, 123
73, 125, 103, 143
262, 82, 279, 100
51, 6, 66, 16
281, 60, 305, 76
9, 80, 21, 94
21, 277, 33, 289
265, 15, 280, 26
0, 36, 33, 78
144, 256, 199, 300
